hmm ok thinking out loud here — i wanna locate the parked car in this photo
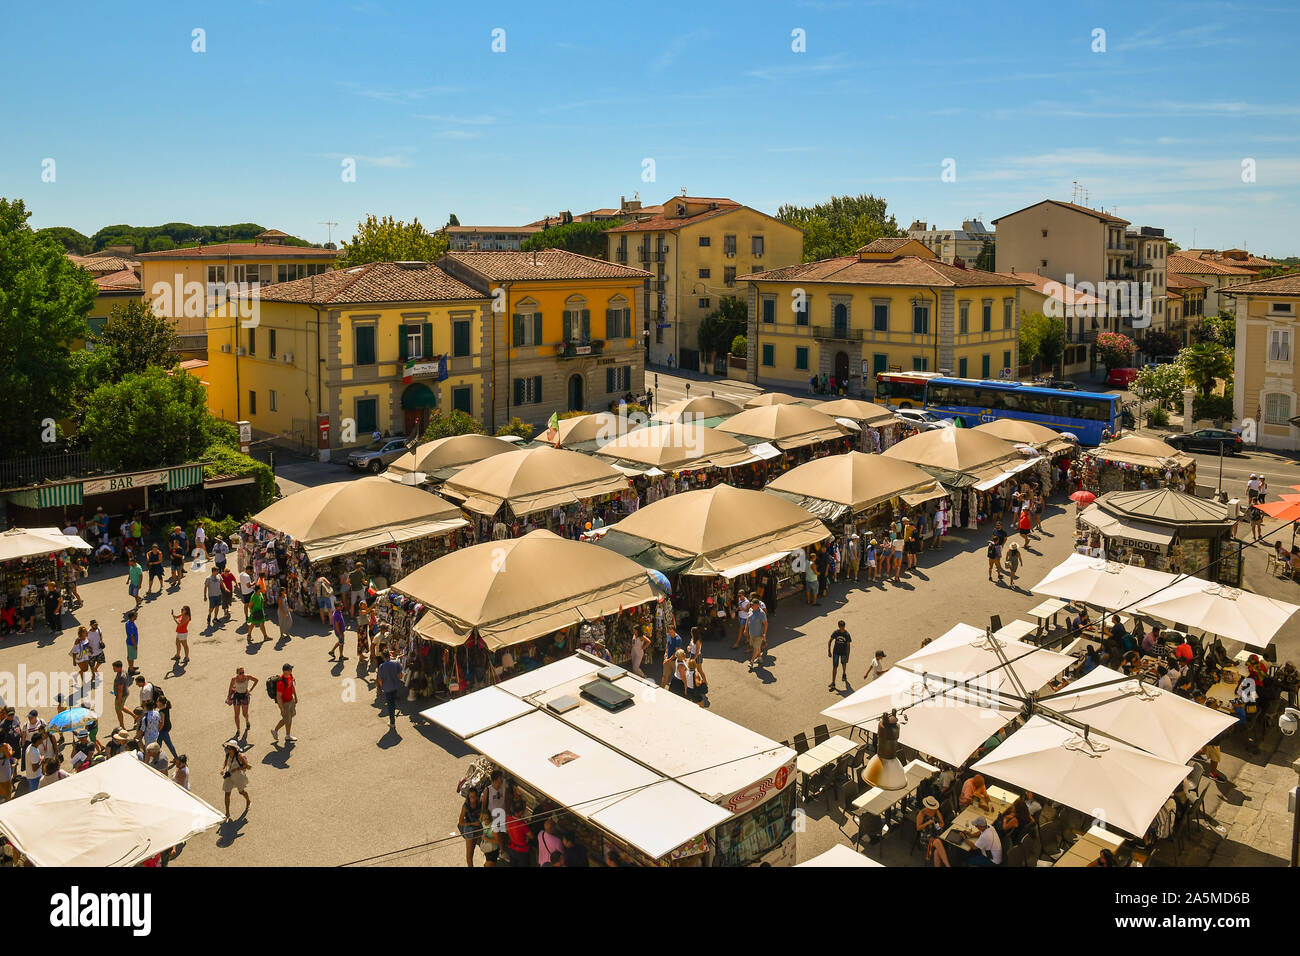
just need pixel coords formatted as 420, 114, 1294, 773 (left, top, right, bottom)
1040, 379, 1079, 391
1107, 367, 1139, 388
1165, 428, 1244, 455
347, 435, 410, 473
894, 408, 954, 431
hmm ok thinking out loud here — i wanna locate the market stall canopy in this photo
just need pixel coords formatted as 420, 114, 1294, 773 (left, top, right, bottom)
715, 403, 849, 450
595, 423, 753, 472
387, 433, 518, 483
765, 452, 935, 522
882, 427, 1022, 486
742, 392, 805, 408
599, 483, 830, 575
398, 530, 657, 650
0, 754, 223, 866
252, 477, 468, 561
439, 446, 629, 518
1097, 488, 1229, 528
1085, 435, 1193, 469
554, 412, 639, 449
1132, 579, 1300, 649
1078, 504, 1175, 548
1029, 552, 1182, 610
797, 844, 884, 867
973, 418, 1076, 455
810, 398, 896, 427
972, 714, 1194, 837
652, 396, 743, 423
0, 527, 92, 563
1040, 666, 1236, 764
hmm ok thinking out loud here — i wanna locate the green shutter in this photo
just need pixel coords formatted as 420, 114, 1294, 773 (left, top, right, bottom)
581, 309, 590, 342
562, 310, 572, 342
533, 312, 543, 346
606, 368, 615, 393
512, 314, 524, 347
513, 378, 524, 406
398, 324, 408, 360
534, 375, 543, 403
605, 308, 614, 338
423, 322, 433, 358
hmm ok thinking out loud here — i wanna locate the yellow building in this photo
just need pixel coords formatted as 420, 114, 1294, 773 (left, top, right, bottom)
1167, 273, 1208, 345
67, 253, 144, 337
438, 250, 651, 428
605, 196, 803, 370
742, 238, 1030, 395
205, 261, 491, 451
136, 235, 338, 354
1221, 272, 1300, 450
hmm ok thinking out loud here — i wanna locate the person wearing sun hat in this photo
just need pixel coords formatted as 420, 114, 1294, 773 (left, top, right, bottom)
916, 795, 950, 867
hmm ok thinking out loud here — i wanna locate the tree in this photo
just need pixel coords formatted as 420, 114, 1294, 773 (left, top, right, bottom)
777, 194, 903, 262
697, 296, 748, 356
81, 298, 181, 381
1135, 362, 1185, 409
730, 334, 747, 358
520, 219, 622, 260
146, 236, 177, 252
337, 214, 448, 267
420, 409, 484, 442
34, 226, 92, 255
81, 367, 212, 470
1094, 332, 1137, 372
1194, 312, 1235, 347
1179, 342, 1233, 399
0, 198, 96, 455
1038, 316, 1068, 371
1138, 330, 1181, 359
974, 240, 995, 272
447, 213, 460, 228
1018, 311, 1064, 370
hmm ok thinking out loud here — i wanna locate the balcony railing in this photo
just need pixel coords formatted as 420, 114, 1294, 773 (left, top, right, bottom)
812, 325, 864, 342
614, 249, 627, 263
0, 448, 112, 489
558, 340, 605, 358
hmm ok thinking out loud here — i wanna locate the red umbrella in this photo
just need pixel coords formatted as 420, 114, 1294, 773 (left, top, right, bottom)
1257, 498, 1300, 522
1069, 490, 1096, 506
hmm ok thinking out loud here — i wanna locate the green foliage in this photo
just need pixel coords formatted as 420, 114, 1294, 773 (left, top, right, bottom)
1193, 394, 1235, 422
0, 198, 96, 454
1179, 342, 1233, 398
420, 409, 485, 441
558, 410, 591, 420
84, 221, 310, 253
730, 333, 748, 358
199, 440, 274, 510
338, 214, 448, 267
974, 240, 995, 272
79, 298, 180, 383
147, 236, 177, 252
1139, 330, 1181, 359
619, 403, 647, 417
81, 367, 211, 471
1018, 312, 1066, 370
521, 219, 623, 259
1146, 406, 1170, 427
698, 296, 748, 356
1095, 332, 1137, 371
1135, 362, 1185, 409
184, 514, 245, 547
1194, 312, 1236, 347
35, 226, 93, 255
447, 213, 460, 227
495, 418, 534, 441
777, 194, 903, 262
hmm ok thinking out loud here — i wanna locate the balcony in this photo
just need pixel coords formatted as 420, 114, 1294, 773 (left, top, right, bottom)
812, 325, 864, 342
557, 339, 605, 358
638, 247, 652, 261
614, 249, 627, 263
653, 250, 666, 262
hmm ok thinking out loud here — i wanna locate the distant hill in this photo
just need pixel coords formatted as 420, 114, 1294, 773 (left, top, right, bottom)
35, 222, 321, 255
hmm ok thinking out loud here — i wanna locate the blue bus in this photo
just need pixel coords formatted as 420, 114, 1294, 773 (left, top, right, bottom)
921, 377, 1120, 446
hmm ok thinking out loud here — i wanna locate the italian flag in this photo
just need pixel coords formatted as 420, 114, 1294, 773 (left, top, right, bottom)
546, 411, 559, 445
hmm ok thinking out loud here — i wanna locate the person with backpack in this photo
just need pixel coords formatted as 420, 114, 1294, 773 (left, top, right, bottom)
220, 740, 251, 822
987, 537, 1004, 583
270, 664, 298, 745
827, 620, 852, 691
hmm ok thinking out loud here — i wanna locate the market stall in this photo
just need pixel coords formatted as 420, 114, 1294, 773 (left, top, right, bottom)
596, 484, 830, 638
439, 445, 634, 539
973, 418, 1078, 492
423, 652, 798, 866
249, 476, 471, 613
1080, 435, 1196, 495
385, 433, 518, 486
390, 529, 661, 696
813, 398, 901, 452
551, 412, 640, 451
742, 392, 804, 409
652, 395, 742, 425
1076, 488, 1236, 580
882, 427, 1033, 530
595, 422, 755, 477
0, 527, 91, 617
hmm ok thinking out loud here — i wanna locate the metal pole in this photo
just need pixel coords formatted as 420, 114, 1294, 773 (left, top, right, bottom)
1217, 440, 1224, 497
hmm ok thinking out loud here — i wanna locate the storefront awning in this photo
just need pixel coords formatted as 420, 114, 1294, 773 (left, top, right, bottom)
719, 551, 790, 579
973, 456, 1043, 492
900, 481, 949, 507
400, 382, 438, 410
1078, 504, 1175, 548
8, 483, 82, 509
167, 465, 204, 490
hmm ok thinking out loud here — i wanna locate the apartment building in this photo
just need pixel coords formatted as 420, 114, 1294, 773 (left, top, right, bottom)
1165, 273, 1207, 346
605, 195, 803, 370
1220, 273, 1300, 450
742, 238, 1028, 394
528, 195, 663, 228
1168, 253, 1255, 317
906, 219, 994, 266
1176, 248, 1276, 274
1013, 271, 1110, 376
67, 252, 143, 335
444, 226, 542, 252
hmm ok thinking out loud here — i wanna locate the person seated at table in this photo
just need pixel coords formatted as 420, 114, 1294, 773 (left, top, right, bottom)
915, 797, 951, 868
1174, 635, 1195, 665
1107, 615, 1131, 648
1246, 654, 1268, 687
1174, 671, 1196, 698
965, 817, 1003, 866
1073, 606, 1093, 632
1155, 665, 1173, 692
960, 772, 992, 810
1141, 624, 1164, 656
1023, 791, 1043, 821
1279, 661, 1300, 708
1120, 649, 1142, 676
1087, 848, 1117, 867
1079, 646, 1101, 677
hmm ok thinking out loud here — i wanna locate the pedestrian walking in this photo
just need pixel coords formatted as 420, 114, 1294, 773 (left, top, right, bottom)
126, 556, 144, 610
847, 531, 861, 581
220, 740, 251, 821
69, 627, 91, 686
356, 602, 374, 664
168, 537, 185, 587
271, 663, 298, 744
203, 567, 223, 627
42, 580, 62, 633
863, 649, 887, 684
987, 538, 1004, 583
227, 667, 257, 738
144, 543, 164, 594
237, 568, 255, 624
346, 561, 367, 618
277, 589, 293, 638
1004, 542, 1023, 590
315, 574, 335, 626
377, 650, 404, 729
630, 626, 651, 677
124, 611, 140, 675
732, 590, 751, 649
248, 585, 270, 643
1017, 506, 1033, 547
111, 660, 129, 727
804, 555, 819, 605
746, 599, 768, 670
458, 787, 484, 867
661, 621, 683, 688
153, 692, 178, 760
18, 577, 37, 633
328, 603, 347, 661
85, 619, 105, 681
171, 606, 191, 664
194, 522, 208, 562
828, 620, 852, 690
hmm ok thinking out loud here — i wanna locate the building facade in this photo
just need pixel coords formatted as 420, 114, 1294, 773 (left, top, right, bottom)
1013, 271, 1111, 376
204, 261, 491, 451
1167, 272, 1208, 345
605, 196, 803, 371
438, 250, 651, 429
444, 226, 542, 252
1168, 254, 1255, 318
1221, 273, 1300, 450
742, 238, 1028, 395
906, 219, 994, 266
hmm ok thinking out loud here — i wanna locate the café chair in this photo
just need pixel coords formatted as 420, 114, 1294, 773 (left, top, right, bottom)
793, 732, 810, 755
1006, 843, 1027, 868
1037, 820, 1066, 862
813, 723, 831, 747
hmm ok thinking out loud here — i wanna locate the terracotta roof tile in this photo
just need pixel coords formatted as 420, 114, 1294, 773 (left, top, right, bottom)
136, 242, 338, 260
855, 237, 914, 254
742, 255, 1030, 289
68, 254, 139, 274
93, 268, 142, 291
1167, 254, 1255, 277
605, 199, 744, 234
1218, 271, 1300, 297
1166, 272, 1209, 290
250, 261, 485, 305
440, 249, 651, 282
992, 199, 1129, 225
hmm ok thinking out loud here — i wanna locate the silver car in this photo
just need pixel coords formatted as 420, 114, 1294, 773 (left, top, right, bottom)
347, 435, 410, 473
893, 408, 953, 431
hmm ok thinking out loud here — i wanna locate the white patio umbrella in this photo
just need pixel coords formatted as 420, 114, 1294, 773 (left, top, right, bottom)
796, 844, 884, 867
823, 667, 1019, 769
898, 623, 1076, 695
972, 714, 1193, 837
1038, 666, 1236, 765
1132, 579, 1299, 649
1030, 553, 1182, 612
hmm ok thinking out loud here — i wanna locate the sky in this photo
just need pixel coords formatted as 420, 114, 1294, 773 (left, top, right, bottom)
4, 0, 1298, 254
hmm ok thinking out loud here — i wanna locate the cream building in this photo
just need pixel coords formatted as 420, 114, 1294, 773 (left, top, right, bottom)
1221, 273, 1300, 450
906, 219, 994, 266
1168, 254, 1255, 318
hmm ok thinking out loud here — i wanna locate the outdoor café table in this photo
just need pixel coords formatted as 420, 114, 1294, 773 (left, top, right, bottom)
797, 736, 860, 799
1054, 824, 1126, 866
993, 620, 1038, 644
940, 791, 1013, 845
1028, 598, 1070, 636
851, 758, 941, 817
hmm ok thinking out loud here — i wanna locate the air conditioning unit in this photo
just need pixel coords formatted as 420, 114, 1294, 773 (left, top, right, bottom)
235, 346, 247, 356
219, 344, 232, 353
281, 352, 294, 363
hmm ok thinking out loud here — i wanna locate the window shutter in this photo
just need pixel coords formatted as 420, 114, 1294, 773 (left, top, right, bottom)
533, 312, 543, 346
513, 378, 524, 406
423, 322, 433, 358
562, 310, 572, 342
605, 308, 614, 338
581, 309, 590, 342
534, 375, 543, 403
606, 368, 615, 393
398, 324, 408, 360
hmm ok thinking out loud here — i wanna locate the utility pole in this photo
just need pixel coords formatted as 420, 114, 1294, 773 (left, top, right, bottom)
319, 220, 338, 245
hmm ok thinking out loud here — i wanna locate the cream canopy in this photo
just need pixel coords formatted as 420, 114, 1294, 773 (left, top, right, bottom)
743, 392, 804, 409
765, 452, 936, 521
252, 476, 468, 560
973, 418, 1076, 454
601, 483, 829, 575
387, 434, 516, 481
0, 527, 92, 563
1086, 434, 1193, 469
554, 412, 637, 448
716, 403, 849, 450
883, 427, 1024, 486
439, 446, 629, 518
595, 423, 753, 472
396, 530, 657, 650
812, 398, 896, 426
1132, 579, 1300, 649
652, 396, 743, 423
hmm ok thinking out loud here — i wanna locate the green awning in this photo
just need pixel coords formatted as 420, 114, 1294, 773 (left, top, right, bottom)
8, 483, 83, 509
167, 465, 204, 490
401, 383, 438, 410
594, 529, 694, 577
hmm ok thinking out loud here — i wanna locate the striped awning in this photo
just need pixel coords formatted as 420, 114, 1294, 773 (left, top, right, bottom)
7, 483, 83, 509
167, 465, 204, 490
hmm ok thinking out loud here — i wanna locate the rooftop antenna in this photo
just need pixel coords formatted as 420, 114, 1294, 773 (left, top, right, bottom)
319, 220, 338, 244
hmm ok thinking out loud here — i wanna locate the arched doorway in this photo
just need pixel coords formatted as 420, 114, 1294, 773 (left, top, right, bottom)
567, 374, 585, 412
400, 382, 437, 437
834, 351, 850, 390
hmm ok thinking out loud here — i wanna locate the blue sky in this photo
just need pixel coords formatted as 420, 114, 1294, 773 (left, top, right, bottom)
4, 0, 1298, 254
